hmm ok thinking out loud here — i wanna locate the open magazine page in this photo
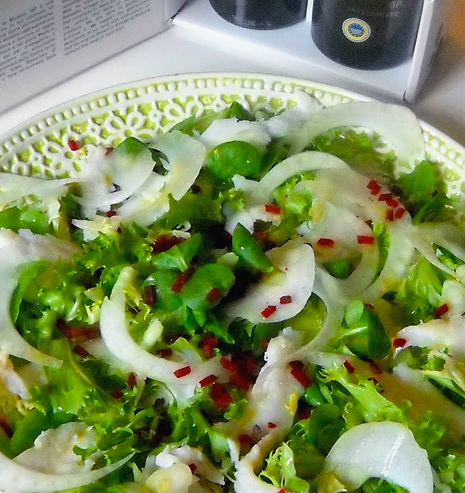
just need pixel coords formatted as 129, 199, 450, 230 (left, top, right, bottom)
0, 0, 182, 114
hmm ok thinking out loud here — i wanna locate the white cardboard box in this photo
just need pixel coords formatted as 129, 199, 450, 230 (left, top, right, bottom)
0, 0, 187, 114
174, 0, 446, 103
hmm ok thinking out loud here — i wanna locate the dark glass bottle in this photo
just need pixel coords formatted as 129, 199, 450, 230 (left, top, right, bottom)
209, 0, 308, 30
311, 0, 424, 70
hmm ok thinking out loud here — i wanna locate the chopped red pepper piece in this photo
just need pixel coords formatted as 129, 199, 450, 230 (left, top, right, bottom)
220, 356, 238, 372
0, 415, 13, 438
171, 265, 195, 293
199, 374, 218, 387
395, 207, 406, 219
385, 209, 395, 222
343, 360, 355, 374
157, 348, 173, 357
378, 192, 393, 202
142, 284, 157, 306
264, 203, 281, 214
238, 434, 251, 444
152, 234, 185, 253
280, 295, 292, 305
261, 305, 277, 319
127, 372, 137, 389
210, 383, 233, 409
106, 210, 116, 218
230, 372, 250, 391
369, 361, 383, 375
357, 235, 375, 245
267, 422, 277, 429
392, 337, 407, 349
434, 303, 449, 318
386, 197, 399, 208
317, 237, 335, 247
206, 287, 221, 303
68, 139, 80, 151
173, 365, 191, 378
73, 345, 90, 358
367, 179, 381, 195
289, 360, 311, 388
199, 335, 219, 359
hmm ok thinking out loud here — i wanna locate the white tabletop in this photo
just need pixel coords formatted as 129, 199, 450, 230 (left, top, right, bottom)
0, 0, 464, 147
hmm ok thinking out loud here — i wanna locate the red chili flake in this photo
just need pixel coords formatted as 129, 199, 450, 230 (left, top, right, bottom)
0, 415, 13, 438
263, 338, 270, 350
378, 192, 393, 202
277, 489, 288, 493
317, 237, 335, 247
230, 372, 250, 391
267, 422, 277, 429
171, 265, 195, 293
73, 344, 90, 358
367, 179, 381, 195
386, 197, 399, 208
369, 361, 383, 375
106, 210, 116, 218
265, 203, 281, 215
112, 389, 123, 400
385, 209, 395, 222
434, 303, 449, 318
105, 146, 114, 156
261, 305, 277, 319
68, 139, 80, 151
365, 219, 373, 227
206, 287, 221, 303
368, 376, 379, 385
392, 337, 407, 349
343, 360, 355, 374
127, 372, 137, 390
199, 335, 219, 359
395, 207, 406, 219
188, 463, 197, 473
357, 235, 375, 245
365, 303, 374, 309
157, 348, 173, 357
174, 365, 192, 378
116, 227, 123, 234
152, 234, 185, 253
280, 295, 292, 305
289, 360, 311, 388
220, 356, 238, 372
238, 434, 251, 444
199, 374, 218, 388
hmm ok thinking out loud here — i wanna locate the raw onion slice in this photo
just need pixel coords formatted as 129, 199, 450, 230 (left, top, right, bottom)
396, 315, 465, 357
0, 230, 78, 367
225, 239, 315, 324
0, 174, 73, 208
0, 448, 133, 493
99, 267, 226, 400
291, 101, 426, 168
75, 144, 155, 217
324, 421, 433, 493
114, 131, 206, 226
233, 430, 286, 493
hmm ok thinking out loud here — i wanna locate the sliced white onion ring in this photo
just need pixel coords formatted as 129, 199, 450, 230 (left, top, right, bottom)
324, 421, 433, 493
225, 239, 315, 324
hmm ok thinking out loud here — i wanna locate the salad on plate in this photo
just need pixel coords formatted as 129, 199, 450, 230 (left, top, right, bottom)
1, 90, 465, 493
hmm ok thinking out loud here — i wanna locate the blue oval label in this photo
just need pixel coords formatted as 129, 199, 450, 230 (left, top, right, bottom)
342, 18, 371, 43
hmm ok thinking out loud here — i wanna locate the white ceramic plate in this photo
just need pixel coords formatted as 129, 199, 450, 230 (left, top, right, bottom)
1, 73, 464, 197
